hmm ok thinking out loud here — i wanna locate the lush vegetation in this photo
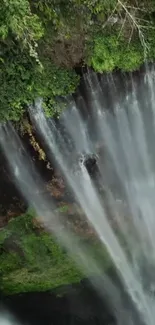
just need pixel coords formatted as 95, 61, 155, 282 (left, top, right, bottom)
1, 0, 155, 120
0, 210, 111, 295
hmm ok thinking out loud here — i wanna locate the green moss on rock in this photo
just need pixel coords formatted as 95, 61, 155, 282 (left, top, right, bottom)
0, 210, 111, 295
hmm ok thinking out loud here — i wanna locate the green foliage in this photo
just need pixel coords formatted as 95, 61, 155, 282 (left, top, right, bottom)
0, 43, 38, 120
42, 98, 66, 118
0, 43, 79, 121
144, 26, 155, 60
71, 0, 117, 14
88, 32, 144, 72
1, 0, 155, 120
57, 205, 70, 213
0, 0, 43, 45
88, 34, 120, 72
0, 0, 80, 121
0, 210, 111, 294
118, 44, 144, 71
31, 59, 80, 98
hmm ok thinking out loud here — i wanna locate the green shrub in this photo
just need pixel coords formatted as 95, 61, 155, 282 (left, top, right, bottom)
0, 45, 79, 121
1, 0, 155, 121
0, 0, 44, 54
87, 32, 144, 72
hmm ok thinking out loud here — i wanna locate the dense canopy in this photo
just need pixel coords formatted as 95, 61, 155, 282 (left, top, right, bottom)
1, 0, 155, 120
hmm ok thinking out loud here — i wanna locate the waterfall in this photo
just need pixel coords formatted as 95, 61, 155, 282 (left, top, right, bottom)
0, 312, 19, 325
1, 65, 155, 324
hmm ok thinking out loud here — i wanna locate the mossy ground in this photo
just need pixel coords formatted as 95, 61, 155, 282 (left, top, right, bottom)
0, 210, 111, 295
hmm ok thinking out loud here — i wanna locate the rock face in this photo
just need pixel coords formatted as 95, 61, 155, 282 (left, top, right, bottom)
0, 281, 115, 325
0, 272, 145, 325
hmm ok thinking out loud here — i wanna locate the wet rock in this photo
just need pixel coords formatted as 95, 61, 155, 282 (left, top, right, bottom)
0, 272, 146, 325
0, 280, 116, 325
83, 153, 98, 175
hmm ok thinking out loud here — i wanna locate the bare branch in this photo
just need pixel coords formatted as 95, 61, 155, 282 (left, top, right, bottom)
117, 0, 149, 57
118, 12, 127, 38
102, 2, 119, 29
128, 22, 135, 44
125, 6, 148, 12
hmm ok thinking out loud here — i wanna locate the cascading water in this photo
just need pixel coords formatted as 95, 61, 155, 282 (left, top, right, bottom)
1, 65, 155, 324
0, 311, 19, 325
0, 123, 106, 279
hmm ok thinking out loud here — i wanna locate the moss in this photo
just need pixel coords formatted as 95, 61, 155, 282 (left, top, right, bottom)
56, 204, 70, 213
0, 210, 111, 295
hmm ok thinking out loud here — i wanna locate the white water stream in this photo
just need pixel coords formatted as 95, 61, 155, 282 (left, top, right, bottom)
1, 66, 155, 324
